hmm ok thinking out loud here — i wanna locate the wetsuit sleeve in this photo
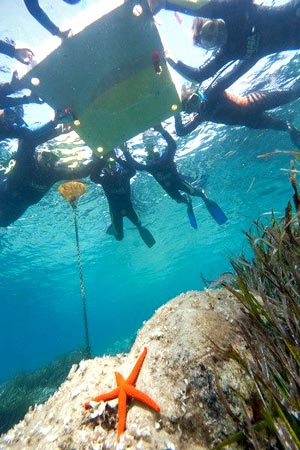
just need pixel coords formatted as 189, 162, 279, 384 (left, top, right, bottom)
0, 94, 34, 109
30, 122, 62, 147
164, 0, 252, 18
167, 48, 227, 83
204, 57, 258, 101
90, 158, 105, 183
0, 40, 16, 59
120, 148, 148, 171
174, 113, 202, 136
24, 0, 60, 36
157, 126, 177, 161
14, 123, 59, 165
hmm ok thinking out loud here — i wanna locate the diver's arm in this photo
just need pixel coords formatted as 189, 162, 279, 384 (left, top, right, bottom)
24, 0, 60, 36
119, 145, 148, 171
174, 113, 202, 136
163, 0, 252, 17
154, 124, 177, 160
204, 57, 258, 100
30, 122, 65, 148
167, 48, 227, 84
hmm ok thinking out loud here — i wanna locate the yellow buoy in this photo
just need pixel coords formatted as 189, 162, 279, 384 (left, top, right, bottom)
58, 180, 86, 206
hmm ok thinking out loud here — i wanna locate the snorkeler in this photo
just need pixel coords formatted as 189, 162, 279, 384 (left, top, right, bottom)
0, 39, 34, 65
176, 81, 300, 149
23, 0, 81, 40
90, 151, 156, 248
0, 121, 89, 228
121, 123, 227, 227
149, 0, 300, 93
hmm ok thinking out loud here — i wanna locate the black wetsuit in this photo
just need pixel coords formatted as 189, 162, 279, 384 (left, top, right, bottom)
176, 81, 300, 141
0, 93, 39, 111
0, 123, 89, 227
24, 0, 72, 36
0, 40, 16, 60
123, 126, 204, 203
167, 0, 300, 90
90, 158, 142, 241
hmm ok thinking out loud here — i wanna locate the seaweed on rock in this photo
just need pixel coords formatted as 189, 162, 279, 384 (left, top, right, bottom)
217, 165, 300, 449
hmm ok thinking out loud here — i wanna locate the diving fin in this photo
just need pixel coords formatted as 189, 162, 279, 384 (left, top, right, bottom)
106, 224, 115, 236
138, 226, 156, 248
187, 202, 198, 229
202, 197, 227, 225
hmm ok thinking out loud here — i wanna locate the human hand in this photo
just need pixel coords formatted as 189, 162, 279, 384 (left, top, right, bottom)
14, 47, 34, 65
164, 47, 177, 64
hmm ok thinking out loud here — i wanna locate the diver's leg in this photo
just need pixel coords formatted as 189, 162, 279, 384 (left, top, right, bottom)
126, 205, 156, 248
108, 206, 124, 241
230, 86, 300, 114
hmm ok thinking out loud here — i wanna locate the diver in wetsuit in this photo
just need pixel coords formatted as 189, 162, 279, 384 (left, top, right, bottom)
149, 0, 300, 92
0, 122, 88, 227
176, 80, 300, 148
90, 151, 156, 248
121, 123, 227, 227
23, 0, 81, 39
0, 39, 33, 65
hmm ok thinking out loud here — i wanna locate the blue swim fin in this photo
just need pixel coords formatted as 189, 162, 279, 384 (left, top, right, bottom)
138, 226, 156, 248
106, 224, 115, 236
187, 202, 198, 229
202, 197, 227, 225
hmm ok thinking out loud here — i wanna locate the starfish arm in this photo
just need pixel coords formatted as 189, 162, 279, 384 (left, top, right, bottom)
117, 388, 127, 442
84, 387, 119, 409
126, 347, 147, 385
125, 384, 161, 412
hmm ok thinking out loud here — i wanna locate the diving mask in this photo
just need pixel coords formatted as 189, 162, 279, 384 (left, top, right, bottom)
196, 19, 227, 50
184, 91, 206, 114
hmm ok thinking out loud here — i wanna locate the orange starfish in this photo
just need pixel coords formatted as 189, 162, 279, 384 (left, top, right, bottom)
84, 347, 160, 442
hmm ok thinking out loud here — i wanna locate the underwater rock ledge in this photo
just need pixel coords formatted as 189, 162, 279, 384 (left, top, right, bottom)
0, 289, 254, 450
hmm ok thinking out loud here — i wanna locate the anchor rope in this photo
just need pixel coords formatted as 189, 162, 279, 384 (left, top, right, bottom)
72, 202, 91, 359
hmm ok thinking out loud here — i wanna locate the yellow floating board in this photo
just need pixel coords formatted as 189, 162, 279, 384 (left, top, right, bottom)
21, 0, 180, 153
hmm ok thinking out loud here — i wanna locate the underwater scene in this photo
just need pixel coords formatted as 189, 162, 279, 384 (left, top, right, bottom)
0, 0, 300, 447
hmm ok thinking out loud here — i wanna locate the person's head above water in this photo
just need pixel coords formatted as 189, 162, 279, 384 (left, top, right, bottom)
63, 0, 81, 4
192, 17, 227, 50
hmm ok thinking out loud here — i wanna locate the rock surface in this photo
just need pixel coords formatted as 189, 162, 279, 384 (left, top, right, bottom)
0, 289, 253, 450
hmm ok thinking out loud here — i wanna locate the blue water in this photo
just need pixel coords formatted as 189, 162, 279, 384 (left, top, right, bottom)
0, 1, 299, 384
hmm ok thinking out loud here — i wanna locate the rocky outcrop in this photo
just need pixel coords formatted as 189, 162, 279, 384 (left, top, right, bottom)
0, 289, 253, 450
